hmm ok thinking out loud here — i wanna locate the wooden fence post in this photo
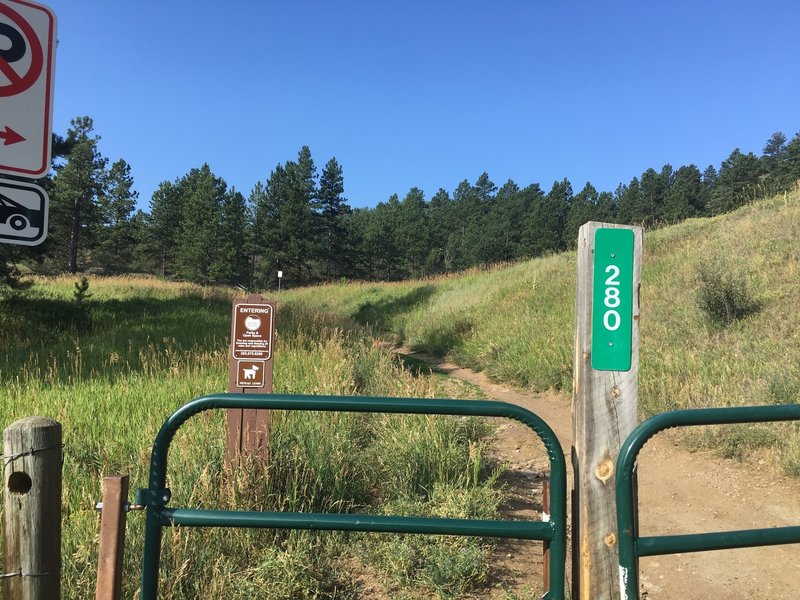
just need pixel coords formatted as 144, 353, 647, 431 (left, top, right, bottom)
572, 222, 643, 600
95, 475, 129, 600
3, 416, 62, 600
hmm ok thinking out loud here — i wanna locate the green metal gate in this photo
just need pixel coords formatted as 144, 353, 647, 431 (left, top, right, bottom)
139, 393, 568, 599
616, 404, 800, 600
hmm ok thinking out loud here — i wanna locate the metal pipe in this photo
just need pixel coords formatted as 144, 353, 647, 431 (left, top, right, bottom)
637, 526, 800, 557
161, 508, 554, 539
140, 393, 569, 600
616, 404, 800, 600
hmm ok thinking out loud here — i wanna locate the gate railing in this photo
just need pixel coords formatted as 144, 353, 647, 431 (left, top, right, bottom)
616, 404, 800, 600
139, 393, 567, 599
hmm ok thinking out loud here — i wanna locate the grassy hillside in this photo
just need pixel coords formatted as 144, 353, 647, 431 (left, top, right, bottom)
2, 190, 797, 597
0, 277, 502, 599
287, 189, 800, 474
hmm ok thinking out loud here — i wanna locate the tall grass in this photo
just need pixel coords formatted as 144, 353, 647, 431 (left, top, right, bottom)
286, 190, 800, 475
0, 276, 502, 599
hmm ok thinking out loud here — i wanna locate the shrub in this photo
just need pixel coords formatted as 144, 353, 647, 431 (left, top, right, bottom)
696, 265, 761, 327
767, 375, 800, 405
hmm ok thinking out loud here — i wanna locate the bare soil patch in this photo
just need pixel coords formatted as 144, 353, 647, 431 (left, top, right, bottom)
398, 348, 800, 600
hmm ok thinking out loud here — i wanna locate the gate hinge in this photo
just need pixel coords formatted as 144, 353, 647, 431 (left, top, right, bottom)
135, 487, 172, 507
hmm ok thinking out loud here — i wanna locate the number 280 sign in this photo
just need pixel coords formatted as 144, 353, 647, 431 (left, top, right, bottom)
591, 228, 634, 371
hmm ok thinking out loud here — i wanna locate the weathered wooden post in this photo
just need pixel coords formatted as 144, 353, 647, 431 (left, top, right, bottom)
95, 475, 129, 600
3, 416, 62, 600
572, 222, 643, 600
226, 294, 276, 465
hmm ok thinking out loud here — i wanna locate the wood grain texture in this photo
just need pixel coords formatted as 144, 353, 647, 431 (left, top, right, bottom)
3, 416, 62, 600
95, 475, 129, 600
571, 221, 643, 600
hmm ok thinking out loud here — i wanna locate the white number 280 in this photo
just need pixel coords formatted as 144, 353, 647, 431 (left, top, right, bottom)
603, 265, 621, 331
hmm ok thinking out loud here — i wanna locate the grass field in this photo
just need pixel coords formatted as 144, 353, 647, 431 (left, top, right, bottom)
287, 189, 800, 475
0, 277, 504, 599
2, 189, 798, 598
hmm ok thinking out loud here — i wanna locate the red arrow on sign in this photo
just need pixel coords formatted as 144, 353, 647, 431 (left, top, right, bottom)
0, 126, 25, 146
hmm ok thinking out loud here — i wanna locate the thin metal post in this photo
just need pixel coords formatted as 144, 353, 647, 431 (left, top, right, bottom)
543, 477, 551, 593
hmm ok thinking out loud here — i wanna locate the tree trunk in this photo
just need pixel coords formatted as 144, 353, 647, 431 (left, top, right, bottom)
68, 200, 81, 274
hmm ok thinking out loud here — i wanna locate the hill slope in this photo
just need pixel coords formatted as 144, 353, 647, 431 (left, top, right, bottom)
286, 188, 800, 474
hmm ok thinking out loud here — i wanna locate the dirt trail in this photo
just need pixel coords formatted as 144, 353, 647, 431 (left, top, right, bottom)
399, 349, 800, 600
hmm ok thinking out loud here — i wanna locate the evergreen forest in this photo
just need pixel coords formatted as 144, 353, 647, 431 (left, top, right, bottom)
2, 117, 799, 289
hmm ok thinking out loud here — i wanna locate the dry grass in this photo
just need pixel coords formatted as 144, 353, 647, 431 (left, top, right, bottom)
0, 279, 501, 599
284, 189, 800, 474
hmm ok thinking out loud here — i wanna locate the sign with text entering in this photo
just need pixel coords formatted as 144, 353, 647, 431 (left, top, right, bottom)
591, 228, 634, 371
227, 295, 276, 466
232, 302, 273, 360
0, 0, 57, 178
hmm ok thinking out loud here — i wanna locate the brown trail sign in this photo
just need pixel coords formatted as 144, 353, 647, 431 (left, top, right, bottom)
226, 294, 275, 465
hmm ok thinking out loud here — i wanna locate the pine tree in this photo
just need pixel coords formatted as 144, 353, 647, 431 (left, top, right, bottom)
709, 149, 763, 214
49, 117, 108, 273
363, 196, 402, 280
616, 177, 641, 225
785, 132, 800, 185
395, 187, 429, 278
426, 188, 454, 273
147, 180, 184, 276
761, 132, 790, 190
564, 182, 599, 246
209, 188, 250, 286
174, 164, 227, 283
459, 174, 497, 268
485, 179, 521, 263
513, 183, 542, 257
639, 166, 672, 226
663, 165, 704, 223
318, 157, 350, 280
94, 159, 138, 271
257, 148, 321, 286
249, 182, 268, 285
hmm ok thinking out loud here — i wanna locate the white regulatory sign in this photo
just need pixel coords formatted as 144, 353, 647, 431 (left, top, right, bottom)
0, 0, 57, 178
0, 178, 48, 245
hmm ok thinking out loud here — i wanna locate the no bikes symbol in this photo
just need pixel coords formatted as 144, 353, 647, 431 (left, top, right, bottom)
0, 1, 43, 97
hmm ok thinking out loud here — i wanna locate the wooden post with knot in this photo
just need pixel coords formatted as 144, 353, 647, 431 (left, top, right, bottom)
3, 416, 62, 600
572, 222, 643, 600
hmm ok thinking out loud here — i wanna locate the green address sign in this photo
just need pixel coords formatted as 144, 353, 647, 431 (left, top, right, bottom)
591, 228, 634, 371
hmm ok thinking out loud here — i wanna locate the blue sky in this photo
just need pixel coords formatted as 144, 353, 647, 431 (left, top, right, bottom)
45, 0, 799, 209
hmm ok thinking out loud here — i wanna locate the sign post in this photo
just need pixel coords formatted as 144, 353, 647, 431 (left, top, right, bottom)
571, 222, 642, 600
226, 294, 275, 466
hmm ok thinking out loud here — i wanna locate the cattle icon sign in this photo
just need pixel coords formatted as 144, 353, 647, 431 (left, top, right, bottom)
0, 178, 48, 245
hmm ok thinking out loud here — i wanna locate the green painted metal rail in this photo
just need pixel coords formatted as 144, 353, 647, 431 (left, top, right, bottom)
140, 393, 567, 599
616, 404, 800, 600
